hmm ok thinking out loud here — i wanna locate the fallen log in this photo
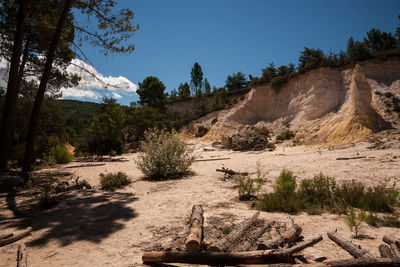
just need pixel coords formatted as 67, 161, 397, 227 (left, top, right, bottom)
0, 233, 13, 240
208, 211, 260, 252
379, 244, 394, 258
17, 243, 27, 267
143, 235, 322, 265
326, 257, 400, 266
216, 168, 249, 176
185, 205, 204, 252
258, 218, 302, 250
383, 235, 400, 257
0, 227, 32, 247
65, 163, 106, 168
80, 179, 92, 189
327, 231, 374, 260
336, 156, 366, 160
234, 220, 274, 251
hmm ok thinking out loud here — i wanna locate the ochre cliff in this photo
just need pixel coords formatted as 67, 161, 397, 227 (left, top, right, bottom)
186, 57, 400, 147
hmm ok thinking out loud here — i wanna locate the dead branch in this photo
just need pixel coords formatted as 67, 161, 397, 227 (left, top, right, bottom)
216, 167, 249, 176
379, 244, 395, 259
17, 243, 27, 267
336, 156, 366, 160
258, 218, 302, 250
326, 257, 400, 266
327, 231, 375, 260
0, 227, 32, 247
208, 212, 260, 252
185, 205, 204, 252
383, 235, 400, 257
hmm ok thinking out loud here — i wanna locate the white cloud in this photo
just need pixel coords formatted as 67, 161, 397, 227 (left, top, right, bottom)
0, 57, 138, 101
112, 92, 122, 99
61, 87, 101, 99
61, 59, 137, 100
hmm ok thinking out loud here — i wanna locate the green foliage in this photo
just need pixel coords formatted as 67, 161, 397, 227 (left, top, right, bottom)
81, 97, 126, 155
276, 129, 295, 141
298, 173, 339, 212
235, 174, 258, 201
275, 169, 297, 196
297, 47, 327, 73
100, 172, 131, 191
177, 82, 191, 99
137, 76, 167, 110
191, 62, 204, 96
47, 145, 73, 164
337, 180, 399, 213
204, 78, 211, 95
347, 37, 371, 61
225, 71, 248, 91
136, 128, 195, 180
56, 99, 99, 146
125, 107, 184, 142
345, 209, 366, 237
259, 171, 399, 216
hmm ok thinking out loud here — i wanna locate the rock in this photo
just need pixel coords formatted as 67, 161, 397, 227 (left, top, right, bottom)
221, 135, 232, 148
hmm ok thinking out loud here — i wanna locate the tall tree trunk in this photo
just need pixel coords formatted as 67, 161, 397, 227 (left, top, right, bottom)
0, 0, 27, 170
21, 0, 73, 181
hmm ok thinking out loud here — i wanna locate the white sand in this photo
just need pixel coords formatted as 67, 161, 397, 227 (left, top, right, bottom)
1, 140, 400, 266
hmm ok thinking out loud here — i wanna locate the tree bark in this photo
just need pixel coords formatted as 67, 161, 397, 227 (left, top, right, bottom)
21, 0, 74, 181
185, 205, 203, 252
0, 233, 13, 240
379, 244, 394, 259
327, 231, 375, 260
326, 257, 400, 267
383, 235, 400, 257
142, 236, 322, 265
0, 0, 27, 170
143, 249, 294, 265
258, 218, 302, 250
17, 243, 27, 267
233, 221, 273, 252
208, 211, 260, 252
0, 227, 32, 247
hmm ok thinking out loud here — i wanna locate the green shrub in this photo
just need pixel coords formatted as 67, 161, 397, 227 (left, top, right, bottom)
136, 128, 195, 180
258, 170, 301, 214
299, 173, 339, 212
275, 169, 296, 196
345, 209, 366, 238
337, 181, 398, 213
258, 170, 399, 216
46, 145, 73, 164
100, 172, 131, 190
276, 129, 295, 141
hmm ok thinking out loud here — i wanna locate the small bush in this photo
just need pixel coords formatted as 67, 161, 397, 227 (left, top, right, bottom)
100, 172, 131, 190
258, 170, 399, 216
276, 129, 295, 141
43, 145, 73, 165
136, 128, 195, 180
275, 169, 296, 196
345, 209, 366, 238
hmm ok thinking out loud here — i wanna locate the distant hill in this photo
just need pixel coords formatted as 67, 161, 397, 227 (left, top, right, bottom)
56, 99, 99, 121
55, 99, 100, 145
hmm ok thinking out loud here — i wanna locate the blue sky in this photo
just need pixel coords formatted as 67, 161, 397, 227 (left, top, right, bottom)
70, 0, 400, 105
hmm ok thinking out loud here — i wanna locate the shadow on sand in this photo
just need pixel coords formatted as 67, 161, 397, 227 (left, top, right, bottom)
7, 190, 138, 247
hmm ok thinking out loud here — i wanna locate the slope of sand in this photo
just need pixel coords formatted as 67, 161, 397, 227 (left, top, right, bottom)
1, 139, 400, 266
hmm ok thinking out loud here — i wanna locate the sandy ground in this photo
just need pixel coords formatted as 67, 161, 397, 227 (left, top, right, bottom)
1, 140, 400, 266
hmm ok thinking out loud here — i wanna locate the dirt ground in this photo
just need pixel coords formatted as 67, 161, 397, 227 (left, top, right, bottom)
1, 139, 400, 266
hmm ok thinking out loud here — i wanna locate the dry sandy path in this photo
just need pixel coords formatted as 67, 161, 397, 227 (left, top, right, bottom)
1, 141, 400, 266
